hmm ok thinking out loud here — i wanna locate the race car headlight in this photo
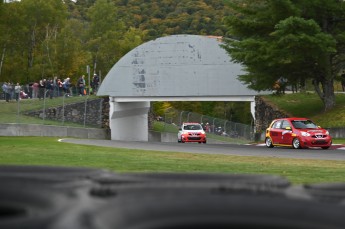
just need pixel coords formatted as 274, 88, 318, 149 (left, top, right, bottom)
301, 131, 310, 137
326, 131, 329, 135
201, 131, 205, 135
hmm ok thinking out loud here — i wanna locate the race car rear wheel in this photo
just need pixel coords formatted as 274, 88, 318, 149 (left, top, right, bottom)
265, 137, 274, 148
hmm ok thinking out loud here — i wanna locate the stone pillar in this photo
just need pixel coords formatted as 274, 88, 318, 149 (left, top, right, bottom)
109, 98, 150, 141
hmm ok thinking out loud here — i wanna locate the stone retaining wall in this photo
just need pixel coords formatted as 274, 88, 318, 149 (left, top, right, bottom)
254, 96, 289, 133
25, 98, 108, 128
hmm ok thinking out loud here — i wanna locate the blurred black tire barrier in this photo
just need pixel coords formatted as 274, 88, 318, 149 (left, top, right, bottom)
0, 165, 344, 229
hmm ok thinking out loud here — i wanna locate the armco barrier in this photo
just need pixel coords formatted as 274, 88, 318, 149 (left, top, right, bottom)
148, 131, 231, 143
328, 127, 345, 139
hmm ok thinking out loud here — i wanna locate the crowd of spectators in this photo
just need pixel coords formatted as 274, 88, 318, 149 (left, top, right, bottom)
1, 74, 100, 102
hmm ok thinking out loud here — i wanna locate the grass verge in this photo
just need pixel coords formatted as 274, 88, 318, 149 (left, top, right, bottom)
263, 93, 345, 127
1, 136, 344, 185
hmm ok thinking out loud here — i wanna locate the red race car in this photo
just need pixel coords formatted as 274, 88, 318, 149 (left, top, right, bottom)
265, 117, 332, 149
178, 122, 207, 144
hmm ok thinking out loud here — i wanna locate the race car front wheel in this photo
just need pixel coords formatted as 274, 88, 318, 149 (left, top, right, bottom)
265, 137, 274, 148
292, 138, 301, 149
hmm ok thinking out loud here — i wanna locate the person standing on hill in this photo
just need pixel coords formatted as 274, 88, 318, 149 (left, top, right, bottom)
57, 78, 63, 96
38, 80, 46, 99
8, 83, 15, 100
92, 73, 100, 94
77, 75, 85, 96
32, 81, 39, 99
45, 79, 54, 99
2, 82, 10, 102
63, 77, 71, 96
14, 83, 21, 101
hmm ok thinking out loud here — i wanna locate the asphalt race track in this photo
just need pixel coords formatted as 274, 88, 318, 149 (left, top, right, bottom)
60, 139, 345, 161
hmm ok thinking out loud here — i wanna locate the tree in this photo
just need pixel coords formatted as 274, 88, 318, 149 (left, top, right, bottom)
0, 0, 70, 83
0, 1, 28, 82
223, 0, 345, 111
86, 0, 122, 74
114, 0, 231, 41
85, 0, 145, 76
55, 18, 91, 78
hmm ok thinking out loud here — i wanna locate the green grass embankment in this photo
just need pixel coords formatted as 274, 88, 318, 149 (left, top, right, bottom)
0, 136, 344, 184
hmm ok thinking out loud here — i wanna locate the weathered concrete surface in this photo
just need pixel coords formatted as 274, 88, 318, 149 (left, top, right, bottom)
98, 35, 259, 98
0, 124, 109, 139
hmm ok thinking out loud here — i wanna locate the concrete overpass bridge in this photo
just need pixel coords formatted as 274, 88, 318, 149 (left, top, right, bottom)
97, 35, 265, 141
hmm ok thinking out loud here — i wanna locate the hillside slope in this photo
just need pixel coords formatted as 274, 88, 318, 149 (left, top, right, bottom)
262, 93, 345, 128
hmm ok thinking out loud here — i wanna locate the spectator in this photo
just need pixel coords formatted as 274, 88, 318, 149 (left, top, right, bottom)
45, 79, 54, 99
57, 78, 63, 96
77, 75, 85, 96
205, 123, 210, 133
8, 83, 14, 100
32, 81, 39, 99
63, 78, 71, 96
2, 82, 10, 102
2, 82, 6, 100
24, 83, 31, 97
92, 73, 100, 94
14, 83, 21, 101
38, 80, 45, 99
20, 90, 29, 99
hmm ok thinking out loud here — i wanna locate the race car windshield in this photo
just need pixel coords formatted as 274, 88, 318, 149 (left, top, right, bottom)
184, 125, 202, 130
291, 120, 318, 129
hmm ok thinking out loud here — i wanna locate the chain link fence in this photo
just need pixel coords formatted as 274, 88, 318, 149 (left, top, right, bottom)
159, 108, 255, 141
0, 85, 104, 128
2, 82, 253, 140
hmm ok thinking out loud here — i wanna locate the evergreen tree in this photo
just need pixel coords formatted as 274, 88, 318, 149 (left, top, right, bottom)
223, 0, 345, 111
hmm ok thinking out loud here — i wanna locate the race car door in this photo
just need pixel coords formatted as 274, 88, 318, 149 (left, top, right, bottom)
269, 120, 283, 144
280, 120, 293, 145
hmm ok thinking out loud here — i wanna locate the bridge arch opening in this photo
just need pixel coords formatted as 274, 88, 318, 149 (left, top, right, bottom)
97, 35, 264, 141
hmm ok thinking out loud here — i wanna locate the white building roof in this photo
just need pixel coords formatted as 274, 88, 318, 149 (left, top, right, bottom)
97, 34, 261, 100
